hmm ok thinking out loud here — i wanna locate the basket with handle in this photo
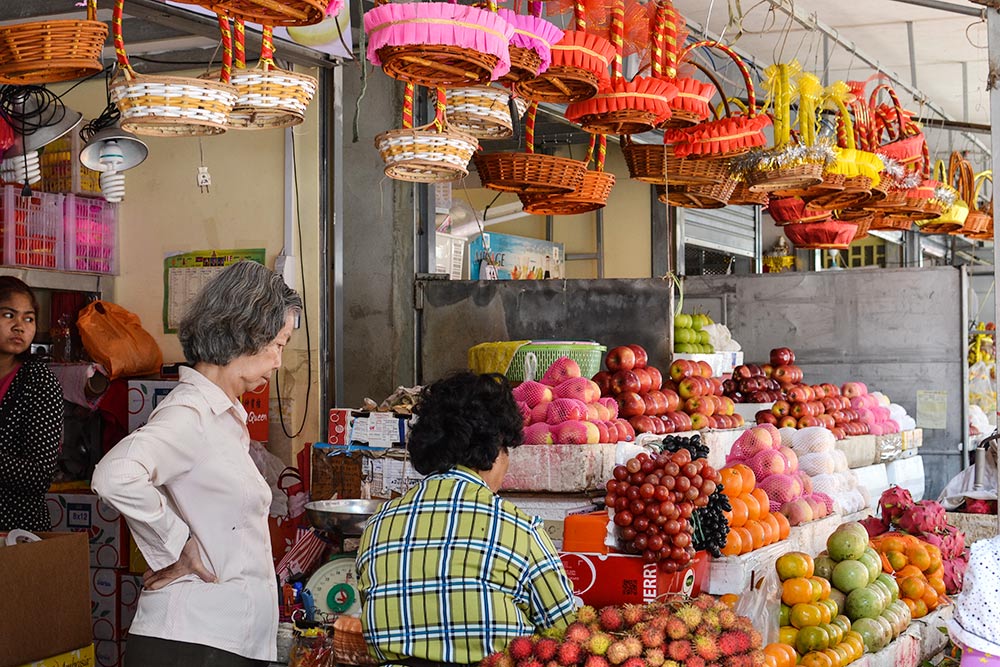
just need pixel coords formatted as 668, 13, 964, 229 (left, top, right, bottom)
768, 197, 831, 226
870, 83, 927, 176
473, 102, 586, 194
174, 0, 329, 27
655, 2, 716, 128
658, 178, 736, 209
497, 7, 564, 84
519, 134, 615, 215
365, 0, 515, 88
0, 0, 107, 85
868, 212, 913, 232
844, 211, 873, 241
227, 21, 318, 130
375, 84, 478, 183
445, 86, 515, 139
110, 0, 239, 137
965, 171, 994, 240
513, 0, 615, 103
917, 156, 967, 234
564, 0, 677, 135
469, 340, 607, 382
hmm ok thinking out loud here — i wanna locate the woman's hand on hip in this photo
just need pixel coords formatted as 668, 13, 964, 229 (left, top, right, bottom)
143, 536, 217, 590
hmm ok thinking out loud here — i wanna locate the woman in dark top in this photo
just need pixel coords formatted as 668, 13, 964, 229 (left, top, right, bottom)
0, 277, 63, 531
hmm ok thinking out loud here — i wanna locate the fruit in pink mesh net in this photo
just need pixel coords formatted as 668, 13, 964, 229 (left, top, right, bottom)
747, 449, 787, 480
555, 377, 599, 403
554, 420, 599, 444
513, 380, 554, 408
730, 427, 773, 460
779, 447, 799, 473
542, 357, 582, 386
517, 401, 531, 426
782, 498, 814, 526
546, 399, 588, 425
757, 422, 782, 447
523, 422, 554, 445
758, 474, 800, 506
599, 397, 619, 419
797, 472, 813, 494
811, 492, 834, 515
879, 486, 914, 526
898, 500, 948, 535
530, 401, 552, 424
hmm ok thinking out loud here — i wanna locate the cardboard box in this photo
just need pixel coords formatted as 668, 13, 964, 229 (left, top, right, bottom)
310, 445, 424, 501
558, 551, 708, 607
93, 640, 124, 667
468, 232, 564, 280
241, 380, 270, 442
46, 493, 130, 569
90, 569, 142, 641
502, 444, 616, 493
325, 409, 411, 449
17, 644, 95, 667
0, 532, 92, 665
328, 408, 352, 445
127, 380, 179, 432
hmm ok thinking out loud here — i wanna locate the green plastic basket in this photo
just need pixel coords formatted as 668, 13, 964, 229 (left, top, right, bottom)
506, 341, 606, 383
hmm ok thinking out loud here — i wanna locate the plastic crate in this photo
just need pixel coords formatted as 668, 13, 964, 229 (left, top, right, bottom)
65, 194, 118, 274
469, 340, 606, 382
0, 185, 65, 269
39, 133, 102, 195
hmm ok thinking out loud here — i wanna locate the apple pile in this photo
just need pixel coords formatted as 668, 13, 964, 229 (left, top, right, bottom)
840, 384, 901, 436
673, 312, 715, 354
723, 364, 783, 404
513, 357, 637, 445
593, 345, 689, 436
662, 359, 746, 431
606, 448, 719, 572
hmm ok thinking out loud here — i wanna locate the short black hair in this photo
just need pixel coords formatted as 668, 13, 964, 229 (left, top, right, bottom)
407, 372, 523, 476
0, 276, 39, 313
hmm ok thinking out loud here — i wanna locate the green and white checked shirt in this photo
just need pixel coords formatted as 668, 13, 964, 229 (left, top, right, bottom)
356, 465, 577, 666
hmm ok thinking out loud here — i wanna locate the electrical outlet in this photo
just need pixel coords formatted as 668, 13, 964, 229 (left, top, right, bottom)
197, 166, 211, 192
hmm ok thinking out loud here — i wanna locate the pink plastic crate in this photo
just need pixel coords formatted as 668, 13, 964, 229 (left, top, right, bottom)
65, 194, 118, 275
0, 185, 65, 269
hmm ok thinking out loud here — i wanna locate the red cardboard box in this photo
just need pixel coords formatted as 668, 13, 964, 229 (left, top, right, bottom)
558, 551, 709, 607
328, 408, 352, 445
46, 493, 130, 569
90, 569, 142, 641
241, 380, 269, 442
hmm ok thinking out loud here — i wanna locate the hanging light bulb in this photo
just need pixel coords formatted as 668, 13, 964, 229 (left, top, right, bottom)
97, 139, 126, 203
0, 149, 40, 185
80, 126, 147, 203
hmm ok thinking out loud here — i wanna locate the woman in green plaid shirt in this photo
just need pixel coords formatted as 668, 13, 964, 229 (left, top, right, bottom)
356, 373, 578, 667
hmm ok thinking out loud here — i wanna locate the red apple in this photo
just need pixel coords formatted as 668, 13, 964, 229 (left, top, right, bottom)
778, 415, 798, 429
788, 385, 809, 403
606, 346, 636, 372
842, 382, 863, 398
648, 416, 666, 435
818, 414, 835, 429
633, 367, 653, 394
646, 366, 663, 392
697, 360, 713, 378
770, 347, 796, 366
646, 390, 667, 415
615, 418, 635, 442
690, 413, 709, 430
685, 396, 714, 416
611, 370, 641, 395
594, 421, 610, 443
667, 411, 692, 431
756, 410, 778, 425
720, 396, 735, 416
627, 344, 648, 369
748, 364, 765, 378
592, 371, 613, 397
830, 426, 846, 440
661, 389, 681, 412
629, 415, 657, 434
733, 365, 752, 380
618, 391, 646, 418
772, 400, 791, 417
658, 414, 676, 434
677, 377, 703, 399
822, 383, 840, 397
790, 402, 808, 419
761, 363, 774, 378
810, 401, 825, 415
797, 415, 820, 428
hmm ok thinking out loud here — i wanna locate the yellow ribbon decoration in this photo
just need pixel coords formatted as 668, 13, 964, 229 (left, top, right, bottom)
822, 80, 883, 184
763, 60, 801, 148
796, 71, 823, 147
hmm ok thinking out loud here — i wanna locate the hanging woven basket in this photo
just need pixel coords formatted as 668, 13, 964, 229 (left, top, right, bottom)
110, 0, 238, 137
729, 180, 769, 206
783, 219, 858, 250
868, 213, 913, 232
375, 86, 478, 183
651, 4, 716, 129
227, 22, 318, 130
365, 1, 514, 88
445, 86, 515, 139
870, 83, 927, 175
514, 30, 615, 103
520, 134, 615, 215
962, 171, 993, 238
473, 102, 586, 194
175, 0, 328, 27
846, 212, 873, 241
768, 197, 831, 226
917, 159, 966, 234
658, 179, 736, 209
497, 9, 564, 84
0, 0, 107, 85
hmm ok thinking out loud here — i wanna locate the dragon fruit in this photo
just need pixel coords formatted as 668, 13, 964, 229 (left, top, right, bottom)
878, 486, 914, 526
964, 498, 996, 514
860, 515, 889, 538
898, 500, 948, 535
943, 555, 968, 594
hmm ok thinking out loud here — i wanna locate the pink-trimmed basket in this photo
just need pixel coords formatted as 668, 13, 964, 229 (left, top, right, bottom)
497, 9, 563, 83
364, 1, 514, 87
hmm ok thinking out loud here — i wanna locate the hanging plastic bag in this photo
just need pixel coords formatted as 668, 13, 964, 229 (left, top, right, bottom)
734, 563, 782, 645
77, 301, 162, 380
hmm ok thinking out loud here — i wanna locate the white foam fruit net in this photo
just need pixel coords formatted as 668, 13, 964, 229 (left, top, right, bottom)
791, 426, 835, 454
831, 449, 849, 473
798, 452, 836, 476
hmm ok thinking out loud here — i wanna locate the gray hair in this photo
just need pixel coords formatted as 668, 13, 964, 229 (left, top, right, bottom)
179, 260, 302, 366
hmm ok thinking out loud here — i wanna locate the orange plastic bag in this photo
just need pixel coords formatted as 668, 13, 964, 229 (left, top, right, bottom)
77, 301, 163, 380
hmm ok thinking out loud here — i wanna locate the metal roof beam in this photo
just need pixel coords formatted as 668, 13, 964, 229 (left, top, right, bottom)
887, 0, 984, 17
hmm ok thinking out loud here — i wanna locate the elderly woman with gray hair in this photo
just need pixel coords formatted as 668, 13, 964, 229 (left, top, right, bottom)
93, 261, 301, 667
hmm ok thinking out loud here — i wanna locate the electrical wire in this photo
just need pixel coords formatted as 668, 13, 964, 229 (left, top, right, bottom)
275, 128, 313, 440
80, 67, 121, 141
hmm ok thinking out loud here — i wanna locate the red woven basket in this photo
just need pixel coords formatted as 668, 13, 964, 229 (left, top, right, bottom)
783, 219, 858, 250
514, 31, 614, 103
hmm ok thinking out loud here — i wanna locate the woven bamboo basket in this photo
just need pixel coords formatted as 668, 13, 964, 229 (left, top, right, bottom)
375, 86, 478, 183
178, 0, 328, 27
622, 135, 732, 186
964, 171, 994, 239
729, 180, 769, 206
848, 213, 873, 241
0, 0, 107, 85
226, 22, 318, 130
768, 197, 831, 225
497, 9, 563, 84
365, 1, 515, 88
871, 83, 927, 176
783, 219, 858, 250
658, 179, 736, 209
110, 1, 238, 137
869, 213, 913, 232
445, 86, 514, 139
917, 165, 965, 234
514, 30, 614, 103
772, 172, 846, 200
520, 135, 615, 214
806, 176, 874, 211
747, 162, 825, 194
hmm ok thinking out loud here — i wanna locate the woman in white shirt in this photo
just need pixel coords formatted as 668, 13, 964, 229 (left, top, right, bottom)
93, 261, 301, 667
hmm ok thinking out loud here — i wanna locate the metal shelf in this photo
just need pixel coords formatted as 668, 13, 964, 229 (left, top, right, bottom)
0, 266, 112, 294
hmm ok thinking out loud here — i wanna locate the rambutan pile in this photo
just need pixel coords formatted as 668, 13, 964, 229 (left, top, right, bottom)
480, 598, 763, 667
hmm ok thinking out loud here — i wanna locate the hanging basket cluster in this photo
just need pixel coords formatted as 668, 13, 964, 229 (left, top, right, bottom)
520, 134, 615, 215
497, 9, 564, 84
177, 0, 331, 27
0, 0, 107, 85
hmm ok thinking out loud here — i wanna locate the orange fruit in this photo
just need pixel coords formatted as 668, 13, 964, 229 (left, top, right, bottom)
896, 565, 924, 580
902, 598, 917, 615
752, 488, 771, 514
764, 643, 797, 667
817, 599, 839, 621
831, 643, 852, 666
777, 552, 815, 580
728, 497, 749, 528
815, 602, 833, 625
720, 467, 744, 497
742, 493, 762, 522
886, 550, 908, 572
790, 603, 823, 629
783, 578, 815, 606
811, 576, 832, 599
878, 550, 893, 574
720, 593, 740, 608
843, 632, 865, 659
779, 626, 799, 647
928, 576, 946, 596
737, 527, 754, 555
926, 544, 943, 571
906, 544, 931, 571
911, 598, 929, 618
763, 512, 781, 542
763, 656, 778, 667
879, 535, 908, 553
746, 520, 766, 551
774, 512, 791, 540
733, 463, 757, 492
799, 651, 832, 667
822, 648, 843, 667
922, 585, 939, 609
722, 529, 743, 557
808, 578, 825, 603
899, 576, 926, 600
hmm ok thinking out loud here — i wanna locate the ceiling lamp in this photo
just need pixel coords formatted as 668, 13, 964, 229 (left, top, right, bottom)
79, 126, 148, 203
0, 85, 82, 196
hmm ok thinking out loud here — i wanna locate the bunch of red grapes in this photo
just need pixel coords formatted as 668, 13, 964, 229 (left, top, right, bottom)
605, 449, 721, 572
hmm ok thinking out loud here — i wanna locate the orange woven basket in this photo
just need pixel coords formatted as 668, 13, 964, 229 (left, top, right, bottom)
173, 0, 327, 27
869, 213, 914, 232
729, 180, 769, 206
652, 3, 715, 129
520, 134, 615, 215
658, 179, 736, 209
0, 0, 107, 85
